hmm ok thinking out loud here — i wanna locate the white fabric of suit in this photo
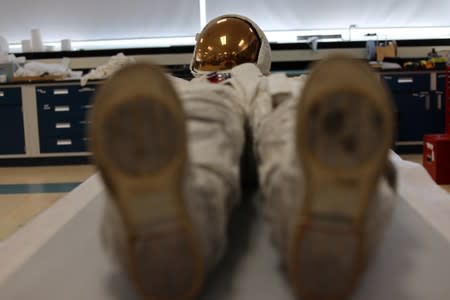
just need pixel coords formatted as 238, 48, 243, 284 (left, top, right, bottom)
171, 63, 308, 268
101, 62, 397, 273
176, 62, 397, 267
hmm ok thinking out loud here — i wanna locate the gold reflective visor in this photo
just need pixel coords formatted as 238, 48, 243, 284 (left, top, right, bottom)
192, 17, 261, 73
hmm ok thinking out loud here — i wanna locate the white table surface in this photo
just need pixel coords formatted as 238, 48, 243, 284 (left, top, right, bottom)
1, 189, 450, 300
1, 154, 450, 300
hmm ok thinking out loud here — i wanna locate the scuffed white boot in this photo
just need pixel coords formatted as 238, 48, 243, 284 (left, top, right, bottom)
254, 55, 397, 300
90, 63, 205, 300
90, 61, 246, 300
290, 55, 396, 300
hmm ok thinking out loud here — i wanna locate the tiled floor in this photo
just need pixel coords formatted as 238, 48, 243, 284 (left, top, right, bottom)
0, 155, 448, 242
401, 154, 450, 193
0, 165, 96, 241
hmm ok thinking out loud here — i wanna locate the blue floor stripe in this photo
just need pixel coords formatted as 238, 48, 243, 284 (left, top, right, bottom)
0, 182, 82, 194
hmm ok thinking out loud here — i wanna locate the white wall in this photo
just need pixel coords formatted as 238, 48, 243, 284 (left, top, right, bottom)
205, 0, 450, 31
0, 0, 200, 43
0, 0, 449, 49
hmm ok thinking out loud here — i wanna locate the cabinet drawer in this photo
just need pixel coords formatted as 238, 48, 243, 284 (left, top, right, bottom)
40, 136, 89, 153
436, 72, 447, 92
35, 85, 96, 105
0, 106, 25, 154
396, 110, 426, 141
0, 87, 22, 106
38, 118, 89, 138
394, 92, 430, 112
37, 101, 92, 117
382, 73, 430, 92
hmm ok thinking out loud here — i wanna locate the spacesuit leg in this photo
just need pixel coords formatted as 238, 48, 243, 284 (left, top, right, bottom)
253, 55, 397, 300
90, 63, 245, 300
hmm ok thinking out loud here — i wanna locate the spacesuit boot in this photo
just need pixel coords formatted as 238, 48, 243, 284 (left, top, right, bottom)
89, 62, 245, 300
253, 55, 398, 300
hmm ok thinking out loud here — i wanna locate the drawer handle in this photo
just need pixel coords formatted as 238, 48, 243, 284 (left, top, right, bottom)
78, 87, 95, 92
383, 76, 393, 80
54, 89, 69, 95
425, 95, 430, 110
56, 122, 72, 129
54, 105, 70, 112
397, 78, 413, 84
82, 104, 93, 109
437, 94, 442, 110
396, 141, 424, 146
0, 91, 4, 97
57, 139, 72, 146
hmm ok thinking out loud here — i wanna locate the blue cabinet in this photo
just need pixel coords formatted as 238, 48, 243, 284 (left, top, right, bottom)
434, 72, 447, 134
0, 87, 25, 154
381, 71, 446, 153
35, 84, 96, 153
394, 92, 428, 141
382, 73, 430, 92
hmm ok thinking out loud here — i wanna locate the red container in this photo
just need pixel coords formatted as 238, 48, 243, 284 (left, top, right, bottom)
423, 134, 450, 184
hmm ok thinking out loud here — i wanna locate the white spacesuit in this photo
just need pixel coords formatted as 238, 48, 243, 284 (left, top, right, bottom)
90, 14, 397, 300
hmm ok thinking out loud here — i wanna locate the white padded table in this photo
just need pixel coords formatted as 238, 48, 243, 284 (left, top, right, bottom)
0, 155, 450, 300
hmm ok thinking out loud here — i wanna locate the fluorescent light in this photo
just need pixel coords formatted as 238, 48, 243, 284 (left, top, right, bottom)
8, 36, 196, 52
266, 29, 347, 43
350, 26, 450, 41
6, 26, 450, 53
264, 26, 450, 43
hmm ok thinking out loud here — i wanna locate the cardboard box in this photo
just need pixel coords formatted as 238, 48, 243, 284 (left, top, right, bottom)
376, 41, 397, 62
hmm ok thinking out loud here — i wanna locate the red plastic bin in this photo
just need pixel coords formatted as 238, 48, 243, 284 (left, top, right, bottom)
423, 133, 450, 184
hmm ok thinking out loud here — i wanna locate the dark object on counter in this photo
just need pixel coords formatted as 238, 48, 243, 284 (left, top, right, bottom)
384, 57, 428, 65
383, 57, 447, 70
428, 48, 439, 58
403, 61, 422, 70
0, 63, 17, 82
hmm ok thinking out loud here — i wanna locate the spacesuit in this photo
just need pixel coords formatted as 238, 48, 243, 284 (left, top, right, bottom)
90, 14, 397, 300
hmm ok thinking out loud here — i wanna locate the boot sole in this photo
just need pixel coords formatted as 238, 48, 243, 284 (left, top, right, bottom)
89, 63, 204, 300
290, 56, 395, 300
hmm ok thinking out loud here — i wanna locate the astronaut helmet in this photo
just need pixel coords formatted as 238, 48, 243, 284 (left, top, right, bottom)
190, 14, 271, 77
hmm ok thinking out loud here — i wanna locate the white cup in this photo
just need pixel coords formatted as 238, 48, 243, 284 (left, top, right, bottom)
0, 74, 7, 83
31, 28, 44, 52
61, 39, 72, 51
0, 36, 8, 53
21, 39, 32, 52
45, 45, 55, 52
